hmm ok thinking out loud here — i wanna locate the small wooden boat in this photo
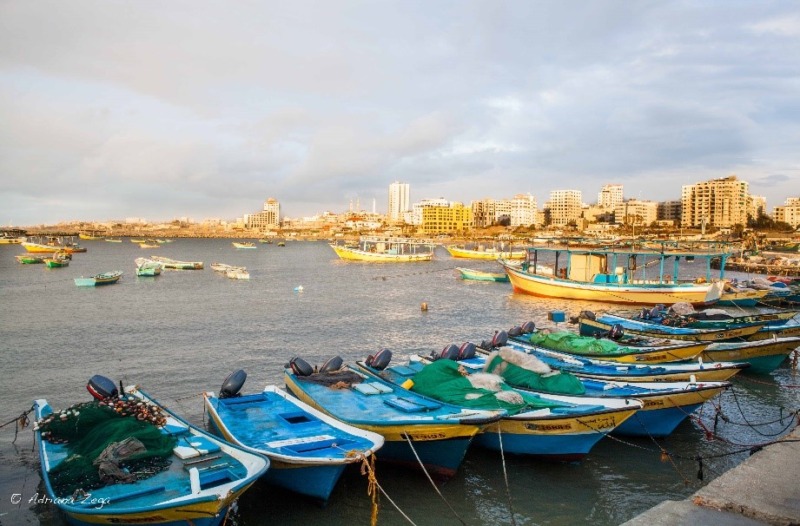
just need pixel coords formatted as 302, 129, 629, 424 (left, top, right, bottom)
135, 258, 163, 277
139, 242, 160, 249
204, 370, 383, 502
701, 337, 800, 374
130, 238, 146, 243
74, 270, 123, 287
44, 252, 70, 268
717, 283, 770, 307
421, 345, 729, 437
105, 238, 122, 243
232, 242, 257, 249
455, 267, 509, 282
151, 256, 203, 270
33, 376, 268, 526
277, 241, 286, 247
15, 254, 46, 264
23, 239, 87, 254
284, 357, 503, 478
445, 244, 527, 260
259, 238, 273, 244
226, 268, 250, 280
578, 312, 765, 342
357, 352, 643, 458
78, 232, 104, 240
495, 329, 748, 382
330, 237, 434, 262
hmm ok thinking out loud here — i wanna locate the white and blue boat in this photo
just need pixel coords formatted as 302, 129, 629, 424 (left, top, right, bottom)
432, 345, 730, 437
356, 350, 644, 459
34, 376, 268, 526
283, 356, 504, 478
203, 369, 384, 502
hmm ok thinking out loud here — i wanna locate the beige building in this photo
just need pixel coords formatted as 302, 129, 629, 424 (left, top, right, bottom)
418, 202, 473, 235
680, 175, 749, 228
615, 199, 658, 226
774, 197, 800, 229
388, 181, 410, 222
246, 197, 281, 230
546, 189, 582, 226
598, 184, 624, 209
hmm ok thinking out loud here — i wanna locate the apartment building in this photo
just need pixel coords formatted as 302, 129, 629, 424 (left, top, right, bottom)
598, 184, 624, 209
547, 190, 582, 226
615, 199, 658, 226
388, 181, 410, 222
246, 197, 281, 229
418, 201, 473, 235
680, 175, 749, 228
774, 197, 800, 229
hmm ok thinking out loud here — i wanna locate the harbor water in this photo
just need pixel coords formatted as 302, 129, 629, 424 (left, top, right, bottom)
1, 239, 798, 525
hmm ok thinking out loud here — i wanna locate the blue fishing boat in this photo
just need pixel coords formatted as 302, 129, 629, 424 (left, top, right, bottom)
356, 351, 643, 459
74, 270, 123, 287
203, 369, 384, 502
430, 344, 730, 437
578, 312, 766, 342
34, 376, 268, 526
283, 357, 503, 478
495, 325, 748, 382
455, 267, 510, 282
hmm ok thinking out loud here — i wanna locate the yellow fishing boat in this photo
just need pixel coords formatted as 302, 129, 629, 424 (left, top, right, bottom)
330, 236, 435, 262
445, 244, 527, 260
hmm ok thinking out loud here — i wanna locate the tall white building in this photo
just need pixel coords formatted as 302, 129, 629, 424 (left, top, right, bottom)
510, 193, 537, 227
681, 175, 749, 228
598, 184, 624, 209
547, 190, 582, 226
388, 182, 410, 222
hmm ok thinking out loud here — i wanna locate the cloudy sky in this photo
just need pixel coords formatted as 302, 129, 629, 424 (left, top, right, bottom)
1, 1, 799, 226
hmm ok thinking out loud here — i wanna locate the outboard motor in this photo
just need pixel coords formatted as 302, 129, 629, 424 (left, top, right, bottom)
608, 324, 625, 341
579, 310, 596, 321
366, 348, 392, 370
521, 321, 536, 334
479, 339, 493, 350
87, 375, 118, 400
219, 369, 247, 399
288, 357, 314, 377
440, 344, 460, 361
508, 326, 523, 337
639, 307, 650, 320
458, 342, 476, 360
319, 356, 343, 373
649, 306, 663, 319
491, 330, 508, 348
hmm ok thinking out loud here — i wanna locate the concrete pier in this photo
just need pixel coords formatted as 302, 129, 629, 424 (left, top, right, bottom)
623, 428, 800, 525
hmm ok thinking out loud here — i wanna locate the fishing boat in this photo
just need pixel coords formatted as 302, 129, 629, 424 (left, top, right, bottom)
700, 337, 800, 374
33, 375, 268, 526
499, 239, 731, 305
357, 351, 643, 458
578, 312, 765, 342
717, 282, 770, 307
22, 237, 87, 254
74, 270, 123, 287
43, 251, 71, 268
329, 236, 435, 262
455, 267, 510, 282
0, 230, 25, 243
204, 369, 383, 502
211, 262, 238, 273
421, 344, 729, 437
135, 258, 163, 277
232, 242, 257, 249
493, 325, 747, 382
283, 357, 503, 478
78, 232, 104, 240
15, 254, 46, 264
226, 268, 250, 280
139, 242, 160, 249
105, 238, 123, 243
259, 238, 273, 244
277, 241, 286, 247
636, 303, 798, 329
151, 256, 203, 270
445, 244, 527, 260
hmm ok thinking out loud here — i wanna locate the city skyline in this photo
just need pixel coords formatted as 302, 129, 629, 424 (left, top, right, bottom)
2, 2, 799, 226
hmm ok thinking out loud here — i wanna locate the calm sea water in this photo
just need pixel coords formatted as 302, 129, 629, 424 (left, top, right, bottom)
1, 239, 798, 525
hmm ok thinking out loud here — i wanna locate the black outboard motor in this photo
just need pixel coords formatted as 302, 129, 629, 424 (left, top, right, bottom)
521, 321, 535, 334
319, 356, 343, 373
580, 310, 596, 321
220, 369, 247, 399
440, 344, 460, 361
288, 357, 314, 377
608, 324, 625, 341
639, 307, 650, 320
87, 375, 118, 400
366, 348, 392, 370
508, 326, 523, 337
491, 330, 508, 348
649, 306, 663, 319
458, 342, 476, 360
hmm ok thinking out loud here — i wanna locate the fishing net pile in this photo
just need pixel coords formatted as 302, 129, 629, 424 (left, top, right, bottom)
483, 347, 586, 395
525, 331, 635, 357
37, 398, 177, 497
408, 359, 568, 415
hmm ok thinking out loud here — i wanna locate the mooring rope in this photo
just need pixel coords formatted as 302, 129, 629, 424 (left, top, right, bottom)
372, 264, 462, 281
401, 432, 467, 526
494, 424, 518, 526
0, 407, 33, 444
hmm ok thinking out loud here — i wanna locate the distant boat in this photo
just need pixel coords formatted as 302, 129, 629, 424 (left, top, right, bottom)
74, 270, 123, 287
22, 237, 87, 254
43, 251, 71, 268
455, 267, 509, 282
226, 268, 250, 280
139, 242, 160, 249
0, 231, 25, 244
330, 237, 434, 262
232, 242, 257, 249
135, 258, 163, 277
130, 238, 146, 243
277, 241, 286, 247
259, 238, 273, 244
151, 256, 203, 270
78, 232, 104, 240
15, 254, 46, 264
104, 238, 123, 243
445, 244, 527, 260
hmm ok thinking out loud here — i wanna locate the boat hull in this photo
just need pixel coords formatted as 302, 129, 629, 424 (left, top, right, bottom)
702, 338, 800, 374
446, 246, 527, 260
503, 263, 722, 305
579, 315, 765, 342
456, 267, 509, 282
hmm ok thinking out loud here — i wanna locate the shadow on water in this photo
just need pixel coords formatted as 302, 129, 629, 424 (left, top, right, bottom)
1, 239, 798, 525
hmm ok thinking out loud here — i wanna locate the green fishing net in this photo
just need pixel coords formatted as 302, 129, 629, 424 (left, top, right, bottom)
409, 359, 568, 415
38, 400, 177, 497
483, 354, 586, 395
526, 331, 634, 356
